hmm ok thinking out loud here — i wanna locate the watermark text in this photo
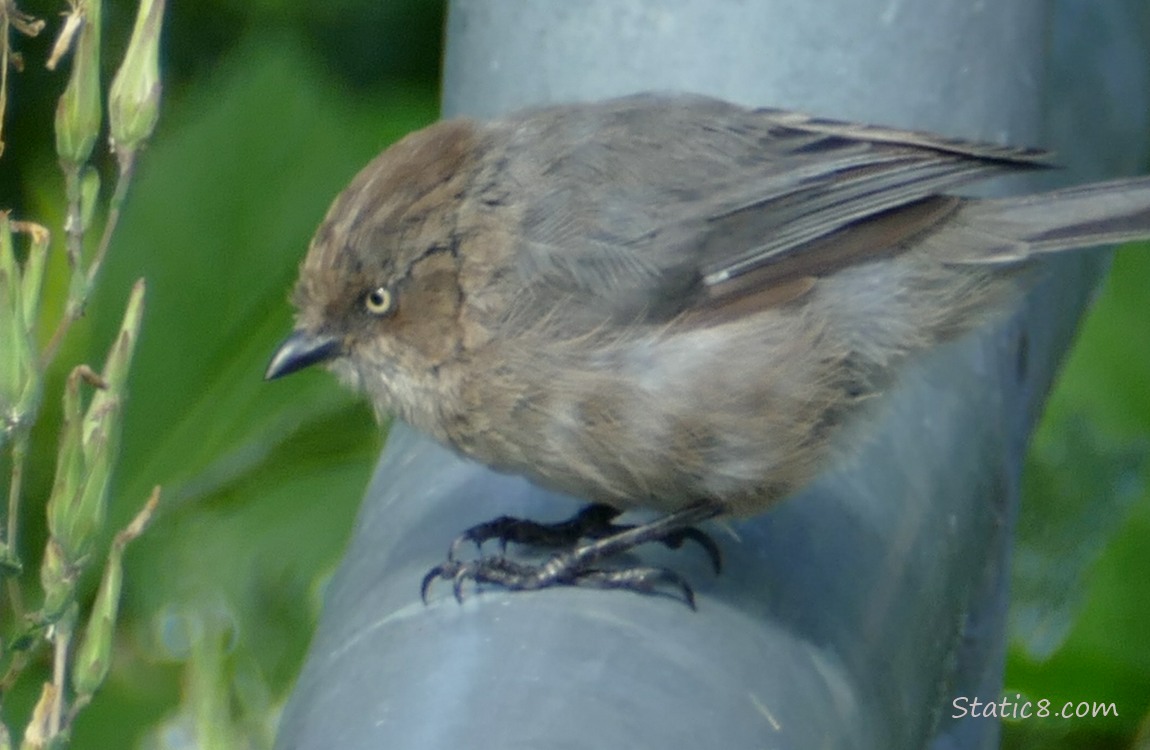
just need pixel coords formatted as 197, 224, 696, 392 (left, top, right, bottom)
952, 695, 1117, 720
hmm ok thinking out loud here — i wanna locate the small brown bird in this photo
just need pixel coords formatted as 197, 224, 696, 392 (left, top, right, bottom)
267, 93, 1150, 605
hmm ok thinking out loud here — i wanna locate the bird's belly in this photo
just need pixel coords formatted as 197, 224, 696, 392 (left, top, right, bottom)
451, 317, 849, 516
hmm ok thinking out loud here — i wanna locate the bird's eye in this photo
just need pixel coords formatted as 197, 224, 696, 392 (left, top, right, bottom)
364, 286, 394, 316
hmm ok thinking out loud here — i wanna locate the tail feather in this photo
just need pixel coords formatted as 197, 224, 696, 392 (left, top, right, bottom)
946, 176, 1150, 263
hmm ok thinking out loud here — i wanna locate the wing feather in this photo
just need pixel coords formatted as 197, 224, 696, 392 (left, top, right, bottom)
493, 93, 1048, 322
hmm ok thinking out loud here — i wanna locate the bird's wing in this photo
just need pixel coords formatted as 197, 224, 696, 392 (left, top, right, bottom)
500, 93, 1048, 322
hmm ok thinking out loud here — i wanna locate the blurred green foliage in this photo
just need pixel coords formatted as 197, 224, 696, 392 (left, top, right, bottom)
0, 0, 1146, 747
4, 1, 440, 746
1004, 245, 1150, 748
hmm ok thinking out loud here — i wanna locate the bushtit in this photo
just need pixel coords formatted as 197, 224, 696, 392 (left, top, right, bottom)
267, 93, 1150, 604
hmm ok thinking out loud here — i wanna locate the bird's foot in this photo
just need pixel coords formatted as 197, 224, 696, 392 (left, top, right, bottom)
447, 502, 722, 571
422, 554, 700, 608
422, 501, 723, 608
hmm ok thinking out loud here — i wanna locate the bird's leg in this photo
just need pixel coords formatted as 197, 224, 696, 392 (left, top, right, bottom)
447, 503, 622, 559
448, 502, 721, 568
422, 500, 724, 608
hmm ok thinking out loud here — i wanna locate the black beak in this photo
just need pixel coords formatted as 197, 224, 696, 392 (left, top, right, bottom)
265, 330, 341, 380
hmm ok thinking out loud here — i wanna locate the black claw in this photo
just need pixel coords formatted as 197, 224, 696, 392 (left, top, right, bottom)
420, 562, 451, 603
663, 527, 723, 574
576, 566, 697, 609
451, 568, 468, 603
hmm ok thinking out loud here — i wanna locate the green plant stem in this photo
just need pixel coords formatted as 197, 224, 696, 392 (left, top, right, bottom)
41, 152, 137, 368
49, 614, 72, 737
85, 151, 136, 306
5, 434, 27, 622
66, 692, 91, 730
61, 163, 84, 273
39, 164, 88, 368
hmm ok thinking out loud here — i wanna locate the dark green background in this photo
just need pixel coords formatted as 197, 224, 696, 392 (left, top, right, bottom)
0, 1, 1146, 747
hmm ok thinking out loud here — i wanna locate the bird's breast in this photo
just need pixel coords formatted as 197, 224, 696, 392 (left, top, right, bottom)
442, 312, 850, 515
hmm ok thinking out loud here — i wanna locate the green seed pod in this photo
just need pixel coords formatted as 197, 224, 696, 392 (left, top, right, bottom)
73, 487, 157, 698
67, 414, 112, 561
39, 538, 76, 622
54, 0, 103, 167
0, 215, 21, 427
88, 278, 145, 415
109, 0, 164, 157
0, 214, 38, 443
16, 222, 50, 329
45, 366, 93, 562
59, 281, 145, 564
72, 541, 122, 697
